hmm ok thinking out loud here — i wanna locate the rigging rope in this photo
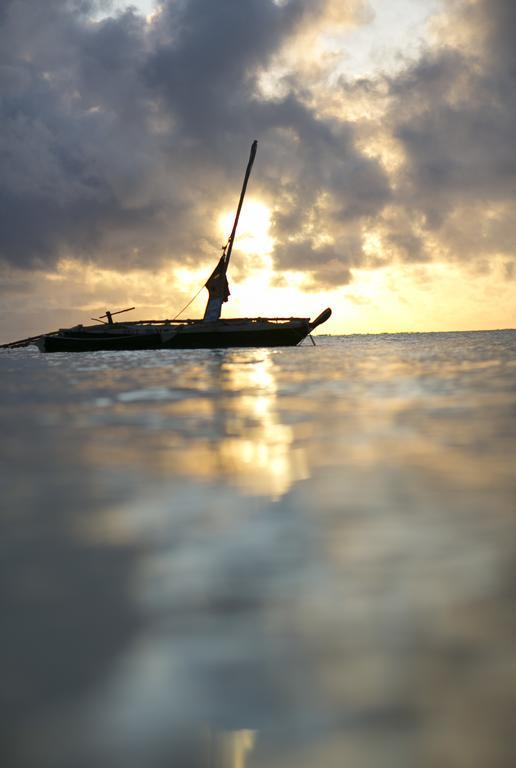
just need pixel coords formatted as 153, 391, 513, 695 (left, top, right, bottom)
172, 243, 229, 321
171, 283, 206, 321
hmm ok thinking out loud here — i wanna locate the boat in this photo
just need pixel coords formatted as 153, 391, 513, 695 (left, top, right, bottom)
34, 313, 331, 353
2, 141, 332, 353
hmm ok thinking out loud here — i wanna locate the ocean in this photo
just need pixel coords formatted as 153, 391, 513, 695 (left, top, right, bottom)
1, 331, 516, 767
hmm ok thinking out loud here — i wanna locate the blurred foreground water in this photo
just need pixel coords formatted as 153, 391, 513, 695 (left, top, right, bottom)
1, 331, 516, 768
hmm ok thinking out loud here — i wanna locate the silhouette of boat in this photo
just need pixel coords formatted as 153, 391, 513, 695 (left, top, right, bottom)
4, 141, 331, 352
35, 312, 331, 352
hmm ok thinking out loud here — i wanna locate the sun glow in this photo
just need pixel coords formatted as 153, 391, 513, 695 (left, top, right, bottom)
218, 199, 274, 257
215, 198, 282, 317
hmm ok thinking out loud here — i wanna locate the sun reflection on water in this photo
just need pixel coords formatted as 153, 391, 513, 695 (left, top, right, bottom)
130, 350, 308, 498
215, 351, 307, 498
204, 729, 256, 768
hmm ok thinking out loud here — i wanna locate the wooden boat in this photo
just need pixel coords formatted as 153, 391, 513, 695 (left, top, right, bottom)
35, 312, 331, 353
3, 141, 332, 353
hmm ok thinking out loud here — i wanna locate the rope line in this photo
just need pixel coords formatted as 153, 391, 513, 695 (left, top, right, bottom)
171, 283, 205, 321
172, 240, 228, 321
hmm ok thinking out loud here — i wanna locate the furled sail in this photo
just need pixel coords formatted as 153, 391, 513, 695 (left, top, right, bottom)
203, 252, 231, 321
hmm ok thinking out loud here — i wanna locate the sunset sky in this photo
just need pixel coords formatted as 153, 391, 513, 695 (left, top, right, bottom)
1, 0, 515, 341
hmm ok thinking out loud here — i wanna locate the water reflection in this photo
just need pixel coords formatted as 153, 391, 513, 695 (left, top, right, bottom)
2, 333, 516, 768
121, 349, 308, 497
210, 350, 307, 497
205, 729, 256, 768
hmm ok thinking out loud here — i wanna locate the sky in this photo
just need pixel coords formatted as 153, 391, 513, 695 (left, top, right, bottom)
1, 0, 515, 341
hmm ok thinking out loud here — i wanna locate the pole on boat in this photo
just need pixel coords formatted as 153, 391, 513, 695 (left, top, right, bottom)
0, 332, 56, 349
203, 140, 258, 322
224, 139, 258, 269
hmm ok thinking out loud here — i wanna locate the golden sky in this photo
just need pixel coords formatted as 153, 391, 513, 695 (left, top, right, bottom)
1, 0, 515, 342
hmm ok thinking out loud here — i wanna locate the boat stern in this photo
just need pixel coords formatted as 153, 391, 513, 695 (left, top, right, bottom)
309, 307, 332, 332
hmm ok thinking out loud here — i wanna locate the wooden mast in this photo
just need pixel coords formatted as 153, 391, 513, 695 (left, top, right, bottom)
224, 139, 257, 269
203, 140, 258, 321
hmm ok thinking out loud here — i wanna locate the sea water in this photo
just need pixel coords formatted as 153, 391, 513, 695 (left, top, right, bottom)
1, 331, 515, 768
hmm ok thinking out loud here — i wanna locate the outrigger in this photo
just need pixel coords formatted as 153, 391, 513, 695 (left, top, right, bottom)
2, 141, 331, 353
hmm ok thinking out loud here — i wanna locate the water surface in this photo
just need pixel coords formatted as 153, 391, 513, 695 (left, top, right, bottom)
1, 332, 516, 767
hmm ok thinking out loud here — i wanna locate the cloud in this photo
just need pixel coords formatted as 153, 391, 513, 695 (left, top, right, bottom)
1, 0, 514, 296
0, 1, 157, 267
0, 0, 390, 288
380, 0, 516, 270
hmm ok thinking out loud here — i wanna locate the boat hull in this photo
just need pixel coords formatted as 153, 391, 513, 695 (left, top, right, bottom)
37, 333, 162, 353
37, 319, 311, 353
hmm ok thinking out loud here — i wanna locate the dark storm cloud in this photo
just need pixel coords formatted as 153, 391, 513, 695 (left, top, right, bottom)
0, 1, 155, 267
0, 0, 390, 286
381, 0, 516, 269
243, 94, 390, 283
5, 0, 512, 289
144, 0, 304, 137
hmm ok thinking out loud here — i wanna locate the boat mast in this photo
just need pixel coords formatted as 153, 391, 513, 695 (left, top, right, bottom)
203, 140, 258, 322
224, 139, 257, 269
